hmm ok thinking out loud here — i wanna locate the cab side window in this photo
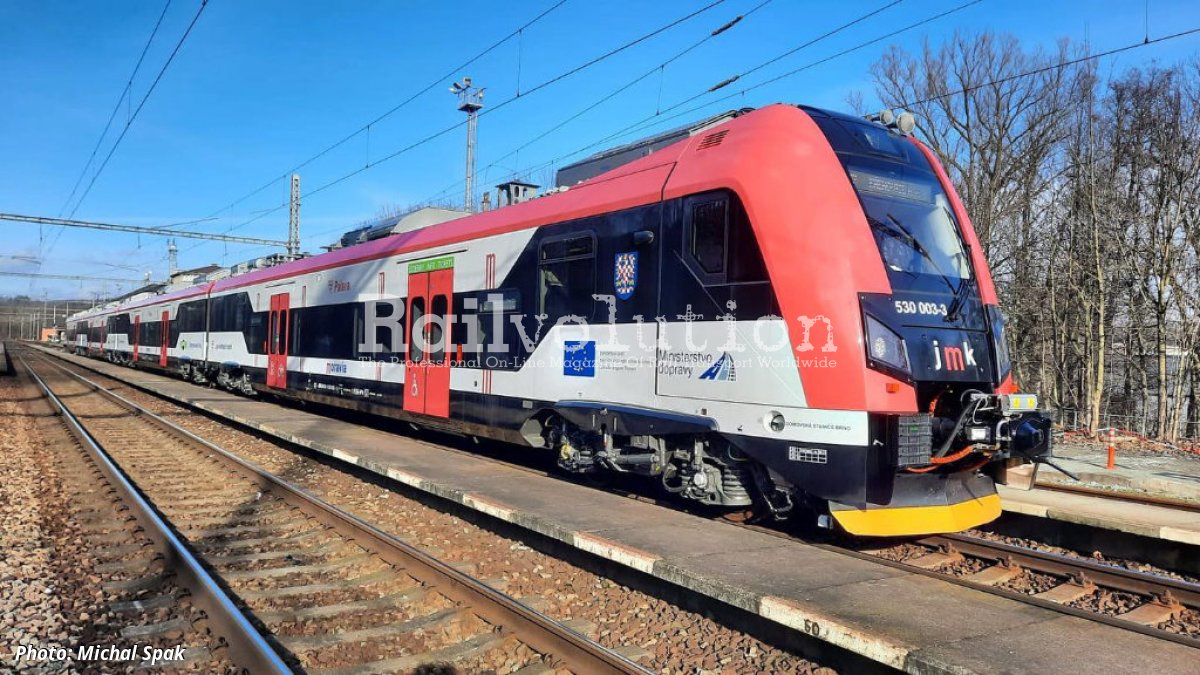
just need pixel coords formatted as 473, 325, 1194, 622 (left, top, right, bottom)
684, 193, 767, 285
690, 199, 727, 275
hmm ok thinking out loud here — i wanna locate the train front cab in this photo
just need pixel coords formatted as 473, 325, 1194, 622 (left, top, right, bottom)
802, 107, 1051, 536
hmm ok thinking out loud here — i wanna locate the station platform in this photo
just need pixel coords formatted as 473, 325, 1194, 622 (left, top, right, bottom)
994, 439, 1200, 546
999, 485, 1200, 546
1034, 441, 1200, 504
31, 347, 1200, 674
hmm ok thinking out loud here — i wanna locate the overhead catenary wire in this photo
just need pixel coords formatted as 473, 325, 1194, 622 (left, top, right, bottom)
58, 0, 174, 219
585, 0, 976, 156
65, 0, 210, 220
452, 0, 909, 204
198, 0, 573, 225
174, 3, 1200, 268
416, 0, 780, 208
642, 7, 1200, 138
452, 0, 923, 200
36, 4, 1200, 291
651, 0, 906, 120
326, 0, 904, 234
41, 0, 208, 277
250, 0, 729, 219
514, 2, 1200, 209
42, 0, 176, 273
0, 271, 144, 285
186, 0, 731, 255
182, 0, 974, 261
898, 24, 1200, 108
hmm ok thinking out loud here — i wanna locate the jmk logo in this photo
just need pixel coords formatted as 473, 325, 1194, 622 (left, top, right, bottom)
699, 352, 737, 381
932, 339, 976, 371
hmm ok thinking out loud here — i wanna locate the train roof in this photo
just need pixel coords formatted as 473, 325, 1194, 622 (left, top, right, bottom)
554, 108, 751, 187
69, 127, 690, 317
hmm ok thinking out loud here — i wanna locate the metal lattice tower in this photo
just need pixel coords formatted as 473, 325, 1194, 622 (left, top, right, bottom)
288, 173, 301, 259
450, 77, 484, 213
167, 239, 178, 275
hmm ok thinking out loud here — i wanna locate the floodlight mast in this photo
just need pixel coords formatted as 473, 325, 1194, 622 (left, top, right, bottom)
451, 77, 485, 213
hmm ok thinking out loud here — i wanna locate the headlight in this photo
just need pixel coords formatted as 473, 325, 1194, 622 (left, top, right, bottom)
1000, 393, 1038, 413
865, 314, 909, 373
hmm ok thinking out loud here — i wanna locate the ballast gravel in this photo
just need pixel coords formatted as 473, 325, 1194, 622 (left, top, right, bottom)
87, 368, 835, 675
0, 370, 236, 673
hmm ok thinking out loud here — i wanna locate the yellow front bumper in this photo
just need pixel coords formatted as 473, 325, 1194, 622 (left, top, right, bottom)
830, 493, 1002, 537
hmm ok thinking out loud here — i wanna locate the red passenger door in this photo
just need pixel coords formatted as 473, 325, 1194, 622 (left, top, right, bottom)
403, 263, 453, 418
160, 311, 169, 366
267, 293, 290, 389
133, 316, 140, 361
425, 268, 453, 418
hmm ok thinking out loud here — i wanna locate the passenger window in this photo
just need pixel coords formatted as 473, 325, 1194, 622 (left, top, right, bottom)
540, 236, 593, 261
538, 234, 595, 320
690, 199, 727, 275
478, 288, 520, 313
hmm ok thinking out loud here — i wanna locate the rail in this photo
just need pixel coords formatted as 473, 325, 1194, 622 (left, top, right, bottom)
20, 348, 648, 674
16, 351, 291, 674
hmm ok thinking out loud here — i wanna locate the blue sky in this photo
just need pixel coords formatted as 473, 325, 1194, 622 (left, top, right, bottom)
2, 0, 1198, 300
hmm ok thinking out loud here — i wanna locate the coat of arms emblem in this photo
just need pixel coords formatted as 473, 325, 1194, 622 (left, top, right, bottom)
614, 251, 638, 300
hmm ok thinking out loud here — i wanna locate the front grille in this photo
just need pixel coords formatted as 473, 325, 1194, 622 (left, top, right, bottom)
895, 414, 932, 467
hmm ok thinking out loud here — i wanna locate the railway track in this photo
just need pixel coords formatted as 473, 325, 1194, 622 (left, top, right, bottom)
31, 345, 1200, 654
15, 352, 286, 674
17, 348, 647, 674
852, 532, 1200, 646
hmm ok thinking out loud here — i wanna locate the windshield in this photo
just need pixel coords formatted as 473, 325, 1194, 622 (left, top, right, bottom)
855, 171, 970, 280
805, 109, 972, 282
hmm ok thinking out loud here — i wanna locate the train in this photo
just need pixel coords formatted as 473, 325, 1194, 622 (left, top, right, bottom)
65, 103, 1053, 537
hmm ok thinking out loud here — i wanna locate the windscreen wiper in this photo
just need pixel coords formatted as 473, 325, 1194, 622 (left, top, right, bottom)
868, 213, 960, 299
945, 276, 973, 322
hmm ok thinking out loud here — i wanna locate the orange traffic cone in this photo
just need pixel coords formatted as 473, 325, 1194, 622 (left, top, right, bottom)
1106, 429, 1116, 470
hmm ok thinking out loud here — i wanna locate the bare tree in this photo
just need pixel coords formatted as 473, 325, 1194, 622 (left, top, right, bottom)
867, 33, 1200, 441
